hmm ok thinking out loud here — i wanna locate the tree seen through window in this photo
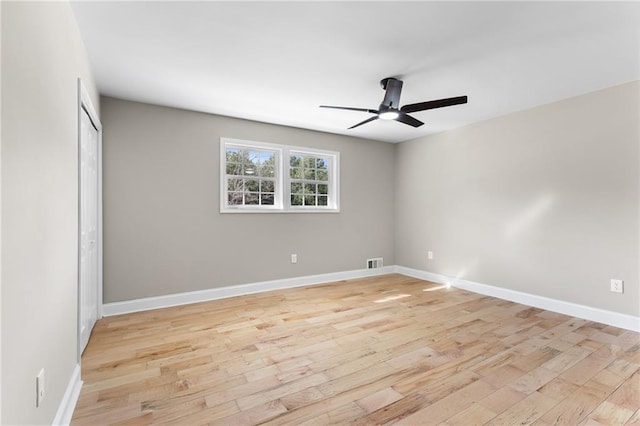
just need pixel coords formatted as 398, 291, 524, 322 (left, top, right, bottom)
225, 148, 276, 206
290, 154, 329, 207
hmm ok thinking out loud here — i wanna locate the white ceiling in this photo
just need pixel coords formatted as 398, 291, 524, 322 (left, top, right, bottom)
71, 1, 640, 143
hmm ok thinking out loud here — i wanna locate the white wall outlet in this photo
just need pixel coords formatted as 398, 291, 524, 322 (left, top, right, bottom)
36, 368, 45, 407
291, 254, 297, 264
610, 279, 624, 293
427, 251, 434, 260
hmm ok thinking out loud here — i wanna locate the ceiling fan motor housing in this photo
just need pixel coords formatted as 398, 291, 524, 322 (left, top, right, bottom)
380, 77, 403, 111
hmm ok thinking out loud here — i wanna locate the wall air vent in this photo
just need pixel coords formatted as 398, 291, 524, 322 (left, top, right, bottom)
367, 258, 384, 269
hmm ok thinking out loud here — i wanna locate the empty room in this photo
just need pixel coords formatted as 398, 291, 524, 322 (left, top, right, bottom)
1, 1, 639, 425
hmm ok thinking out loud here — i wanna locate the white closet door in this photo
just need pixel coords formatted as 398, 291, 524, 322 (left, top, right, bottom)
79, 106, 99, 354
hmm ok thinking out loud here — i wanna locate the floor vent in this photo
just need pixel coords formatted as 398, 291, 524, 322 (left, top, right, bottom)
367, 258, 384, 269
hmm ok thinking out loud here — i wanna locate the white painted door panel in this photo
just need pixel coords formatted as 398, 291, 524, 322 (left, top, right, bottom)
79, 107, 99, 354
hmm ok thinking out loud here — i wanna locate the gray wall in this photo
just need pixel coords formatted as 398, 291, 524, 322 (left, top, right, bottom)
101, 97, 396, 303
1, 2, 99, 424
396, 81, 639, 316
0, 1, 3, 420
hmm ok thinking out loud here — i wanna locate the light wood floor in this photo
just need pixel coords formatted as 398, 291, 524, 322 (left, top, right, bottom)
72, 274, 640, 425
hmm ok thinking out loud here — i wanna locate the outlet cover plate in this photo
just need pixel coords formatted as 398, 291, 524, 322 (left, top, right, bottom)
36, 368, 45, 407
610, 279, 624, 293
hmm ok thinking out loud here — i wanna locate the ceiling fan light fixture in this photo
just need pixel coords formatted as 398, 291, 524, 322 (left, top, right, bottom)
379, 110, 399, 120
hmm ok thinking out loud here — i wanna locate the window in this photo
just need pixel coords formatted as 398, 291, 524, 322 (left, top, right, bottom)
224, 145, 280, 208
289, 152, 330, 207
220, 138, 339, 213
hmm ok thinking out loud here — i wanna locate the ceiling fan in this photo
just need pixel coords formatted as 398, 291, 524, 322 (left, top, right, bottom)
320, 77, 467, 129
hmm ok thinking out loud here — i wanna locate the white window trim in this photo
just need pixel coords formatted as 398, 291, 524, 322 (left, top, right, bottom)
220, 138, 340, 213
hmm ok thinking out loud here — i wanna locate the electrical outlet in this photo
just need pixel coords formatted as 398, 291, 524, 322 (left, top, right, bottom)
36, 368, 45, 407
610, 279, 624, 294
291, 254, 297, 264
427, 251, 434, 260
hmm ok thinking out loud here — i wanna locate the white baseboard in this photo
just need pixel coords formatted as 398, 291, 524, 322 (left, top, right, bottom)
396, 266, 640, 332
102, 265, 639, 332
52, 363, 83, 426
102, 266, 396, 316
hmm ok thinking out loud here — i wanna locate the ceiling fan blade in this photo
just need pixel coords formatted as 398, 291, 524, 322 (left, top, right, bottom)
396, 113, 424, 128
320, 105, 378, 114
348, 116, 379, 129
400, 96, 468, 114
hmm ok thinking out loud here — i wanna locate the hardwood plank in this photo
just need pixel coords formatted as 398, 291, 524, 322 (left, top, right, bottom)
440, 402, 497, 426
234, 372, 329, 411
585, 400, 635, 425
560, 345, 620, 385
70, 274, 640, 425
508, 366, 558, 395
355, 386, 404, 413
606, 370, 640, 411
485, 391, 557, 426
539, 378, 616, 425
479, 386, 528, 415
392, 379, 496, 425
215, 400, 287, 425
626, 408, 640, 424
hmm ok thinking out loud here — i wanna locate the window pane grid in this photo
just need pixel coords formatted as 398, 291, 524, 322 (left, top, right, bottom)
225, 146, 278, 207
289, 153, 332, 208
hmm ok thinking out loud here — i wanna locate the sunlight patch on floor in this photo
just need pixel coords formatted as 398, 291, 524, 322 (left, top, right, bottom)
374, 294, 411, 303
423, 285, 448, 292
